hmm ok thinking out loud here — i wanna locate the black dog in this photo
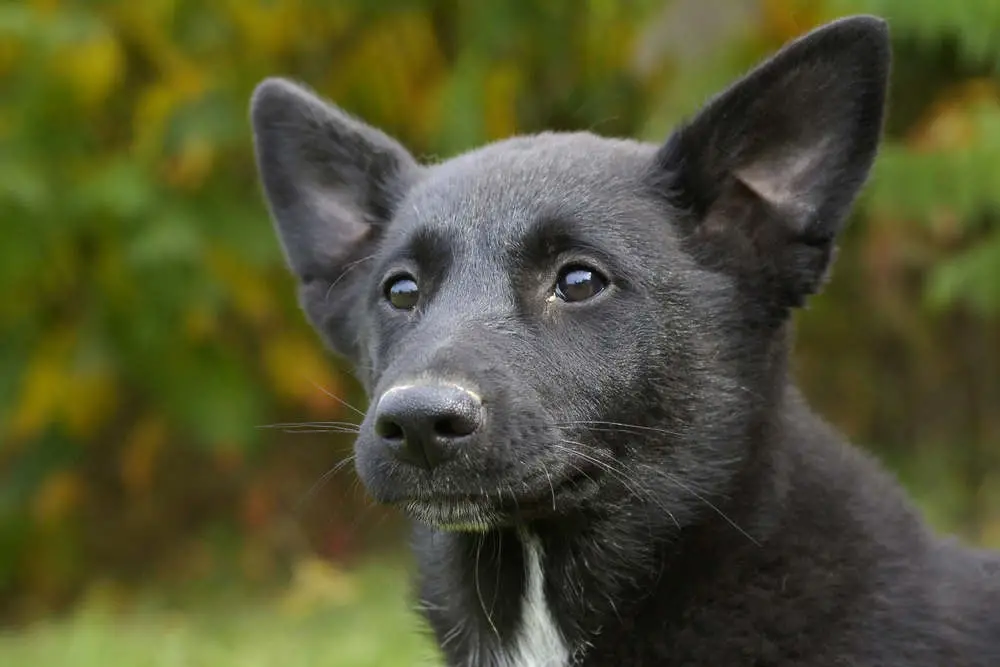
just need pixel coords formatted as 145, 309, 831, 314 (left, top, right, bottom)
250, 15, 999, 667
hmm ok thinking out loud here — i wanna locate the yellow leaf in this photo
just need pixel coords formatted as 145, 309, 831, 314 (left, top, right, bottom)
205, 250, 276, 326
484, 64, 521, 139
908, 79, 1000, 153
132, 68, 206, 160
183, 305, 218, 342
223, 0, 309, 58
63, 364, 117, 440
761, 0, 824, 43
111, 1, 192, 76
29, 0, 59, 14
262, 333, 339, 413
8, 327, 117, 441
0, 32, 21, 79
33, 470, 83, 525
120, 415, 166, 495
52, 30, 125, 108
280, 557, 358, 617
582, 8, 636, 77
8, 331, 76, 441
330, 11, 445, 133
163, 136, 216, 190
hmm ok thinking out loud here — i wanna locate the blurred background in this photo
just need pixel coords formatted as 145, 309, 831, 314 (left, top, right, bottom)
1, 0, 998, 664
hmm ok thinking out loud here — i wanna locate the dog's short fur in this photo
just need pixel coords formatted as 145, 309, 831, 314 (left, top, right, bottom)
250, 15, 1000, 667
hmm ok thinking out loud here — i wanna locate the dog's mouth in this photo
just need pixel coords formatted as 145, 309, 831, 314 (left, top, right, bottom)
394, 465, 604, 532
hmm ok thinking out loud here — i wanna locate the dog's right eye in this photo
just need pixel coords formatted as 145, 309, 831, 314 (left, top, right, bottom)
385, 274, 420, 310
555, 265, 607, 303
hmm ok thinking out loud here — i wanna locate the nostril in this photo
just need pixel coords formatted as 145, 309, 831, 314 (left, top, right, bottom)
433, 414, 478, 438
375, 417, 404, 440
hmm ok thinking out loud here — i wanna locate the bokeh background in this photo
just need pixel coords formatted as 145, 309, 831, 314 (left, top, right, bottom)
1, 0, 998, 664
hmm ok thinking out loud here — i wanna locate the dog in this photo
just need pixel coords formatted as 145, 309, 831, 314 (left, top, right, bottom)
250, 15, 1000, 667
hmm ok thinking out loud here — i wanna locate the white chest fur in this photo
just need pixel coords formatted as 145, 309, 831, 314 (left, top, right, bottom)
493, 537, 571, 667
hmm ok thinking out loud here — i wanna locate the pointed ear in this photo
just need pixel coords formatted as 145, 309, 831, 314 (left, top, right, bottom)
652, 15, 891, 313
251, 78, 421, 282
250, 78, 422, 357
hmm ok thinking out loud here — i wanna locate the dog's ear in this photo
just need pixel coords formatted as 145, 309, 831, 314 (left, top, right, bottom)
251, 78, 422, 358
652, 15, 890, 314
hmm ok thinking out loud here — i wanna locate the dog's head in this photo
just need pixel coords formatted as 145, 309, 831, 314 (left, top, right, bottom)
250, 17, 890, 531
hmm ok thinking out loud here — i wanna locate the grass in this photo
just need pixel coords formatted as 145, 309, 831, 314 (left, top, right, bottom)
0, 560, 442, 667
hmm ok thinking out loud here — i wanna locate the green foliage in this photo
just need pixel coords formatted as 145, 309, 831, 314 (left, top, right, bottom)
831, 0, 1000, 69
0, 560, 439, 666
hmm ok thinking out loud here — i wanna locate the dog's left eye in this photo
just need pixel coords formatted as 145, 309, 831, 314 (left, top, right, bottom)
555, 265, 607, 303
385, 274, 420, 310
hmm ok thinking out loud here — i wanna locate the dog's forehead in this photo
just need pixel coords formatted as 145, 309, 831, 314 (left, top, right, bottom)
398, 132, 656, 240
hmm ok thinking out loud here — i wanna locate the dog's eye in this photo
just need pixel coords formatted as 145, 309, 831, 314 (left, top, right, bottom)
385, 274, 420, 310
555, 265, 607, 303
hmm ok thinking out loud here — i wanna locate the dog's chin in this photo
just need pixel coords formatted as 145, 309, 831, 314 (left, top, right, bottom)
399, 500, 511, 533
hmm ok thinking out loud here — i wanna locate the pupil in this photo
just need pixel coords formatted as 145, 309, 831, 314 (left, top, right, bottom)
388, 277, 419, 309
558, 267, 604, 302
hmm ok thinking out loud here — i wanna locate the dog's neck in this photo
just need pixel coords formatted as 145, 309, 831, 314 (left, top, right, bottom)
414, 400, 796, 667
416, 503, 778, 666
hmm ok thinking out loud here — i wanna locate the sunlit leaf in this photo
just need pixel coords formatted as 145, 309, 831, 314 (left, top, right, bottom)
483, 63, 520, 139
205, 248, 277, 327
7, 330, 76, 441
262, 333, 340, 414
62, 364, 117, 441
50, 24, 124, 108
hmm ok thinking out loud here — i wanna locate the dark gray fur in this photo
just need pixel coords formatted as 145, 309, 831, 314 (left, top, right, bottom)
250, 15, 1000, 667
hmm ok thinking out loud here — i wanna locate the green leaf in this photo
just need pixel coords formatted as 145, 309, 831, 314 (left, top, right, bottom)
926, 229, 1000, 314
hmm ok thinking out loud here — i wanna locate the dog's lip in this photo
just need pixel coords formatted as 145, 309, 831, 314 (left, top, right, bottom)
391, 463, 605, 527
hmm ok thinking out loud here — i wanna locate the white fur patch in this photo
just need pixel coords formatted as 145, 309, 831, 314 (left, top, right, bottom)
495, 537, 571, 667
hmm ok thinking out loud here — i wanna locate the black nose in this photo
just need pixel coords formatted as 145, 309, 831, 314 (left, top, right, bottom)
373, 384, 483, 470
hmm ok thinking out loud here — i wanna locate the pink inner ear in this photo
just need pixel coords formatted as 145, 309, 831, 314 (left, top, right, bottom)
733, 140, 829, 221
301, 185, 373, 263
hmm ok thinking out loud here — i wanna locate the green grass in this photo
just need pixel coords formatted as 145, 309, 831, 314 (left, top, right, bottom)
0, 561, 442, 667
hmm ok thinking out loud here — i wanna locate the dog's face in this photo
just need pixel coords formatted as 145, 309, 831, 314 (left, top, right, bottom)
251, 17, 890, 531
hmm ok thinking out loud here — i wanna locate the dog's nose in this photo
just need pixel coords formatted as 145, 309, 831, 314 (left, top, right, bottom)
373, 384, 483, 470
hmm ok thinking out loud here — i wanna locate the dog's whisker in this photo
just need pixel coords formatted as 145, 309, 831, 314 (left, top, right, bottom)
264, 428, 361, 435
552, 437, 683, 531
265, 427, 361, 435
324, 253, 376, 301
258, 420, 361, 428
257, 420, 361, 436
637, 463, 759, 547
279, 429, 361, 435
550, 440, 653, 504
556, 420, 684, 438
540, 461, 557, 511
295, 454, 357, 512
310, 380, 367, 418
475, 534, 501, 641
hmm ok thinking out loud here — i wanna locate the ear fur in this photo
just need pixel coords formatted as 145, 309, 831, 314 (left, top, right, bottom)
652, 15, 891, 312
250, 78, 423, 357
